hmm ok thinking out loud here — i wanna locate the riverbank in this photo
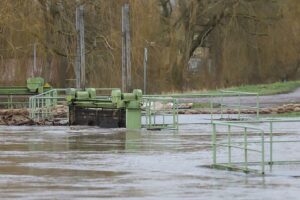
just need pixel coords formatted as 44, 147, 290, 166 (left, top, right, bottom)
0, 105, 68, 126
1, 103, 300, 126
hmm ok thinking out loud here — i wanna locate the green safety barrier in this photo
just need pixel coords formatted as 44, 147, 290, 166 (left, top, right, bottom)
211, 119, 300, 175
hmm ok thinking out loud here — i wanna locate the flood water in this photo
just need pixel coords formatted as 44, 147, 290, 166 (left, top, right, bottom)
0, 115, 300, 199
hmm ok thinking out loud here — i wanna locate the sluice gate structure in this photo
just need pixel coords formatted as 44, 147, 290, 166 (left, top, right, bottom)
2, 79, 300, 176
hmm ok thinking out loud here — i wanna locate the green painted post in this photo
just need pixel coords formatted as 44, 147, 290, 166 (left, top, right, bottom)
153, 100, 156, 126
270, 121, 273, 165
42, 97, 44, 119
175, 99, 179, 130
256, 94, 260, 119
238, 94, 241, 119
261, 130, 265, 174
163, 101, 166, 128
37, 98, 40, 121
244, 127, 248, 171
228, 125, 232, 166
148, 100, 151, 129
126, 108, 141, 129
146, 99, 149, 128
172, 99, 176, 129
212, 124, 217, 165
210, 95, 213, 122
220, 94, 223, 119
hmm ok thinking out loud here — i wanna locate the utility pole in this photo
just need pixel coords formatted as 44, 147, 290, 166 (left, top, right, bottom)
76, 5, 85, 89
143, 48, 148, 94
33, 43, 37, 77
122, 3, 131, 92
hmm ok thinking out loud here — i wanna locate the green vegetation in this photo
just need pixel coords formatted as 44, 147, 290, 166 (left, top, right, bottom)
227, 81, 300, 95
171, 80, 300, 96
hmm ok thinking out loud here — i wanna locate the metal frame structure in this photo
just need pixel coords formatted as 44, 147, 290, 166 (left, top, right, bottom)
142, 97, 179, 130
211, 119, 300, 175
142, 90, 260, 128
29, 89, 68, 121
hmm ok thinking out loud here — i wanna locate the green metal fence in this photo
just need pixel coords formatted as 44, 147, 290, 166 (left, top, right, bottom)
211, 119, 300, 175
218, 90, 260, 120
143, 90, 260, 126
0, 95, 30, 109
29, 89, 68, 121
142, 97, 179, 130
211, 121, 265, 174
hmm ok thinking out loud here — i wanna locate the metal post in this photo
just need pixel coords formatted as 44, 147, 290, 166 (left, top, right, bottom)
212, 124, 217, 165
122, 3, 131, 92
256, 94, 260, 119
270, 121, 273, 165
220, 94, 223, 119
144, 48, 148, 94
228, 125, 232, 166
244, 127, 248, 171
261, 130, 265, 174
76, 5, 85, 89
176, 99, 179, 130
238, 94, 241, 119
210, 95, 213, 122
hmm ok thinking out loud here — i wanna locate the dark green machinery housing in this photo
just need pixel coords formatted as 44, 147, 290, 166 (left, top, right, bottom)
67, 88, 142, 129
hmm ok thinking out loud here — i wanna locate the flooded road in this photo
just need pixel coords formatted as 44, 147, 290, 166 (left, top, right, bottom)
0, 117, 300, 199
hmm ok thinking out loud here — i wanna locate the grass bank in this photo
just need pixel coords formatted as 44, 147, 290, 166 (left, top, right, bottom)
226, 80, 300, 95
167, 80, 300, 96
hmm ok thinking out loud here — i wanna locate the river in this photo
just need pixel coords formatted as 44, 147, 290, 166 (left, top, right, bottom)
0, 115, 299, 199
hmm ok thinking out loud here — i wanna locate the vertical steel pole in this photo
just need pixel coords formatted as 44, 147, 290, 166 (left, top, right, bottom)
33, 43, 37, 77
261, 130, 265, 174
212, 124, 217, 165
238, 93, 241, 119
220, 94, 223, 119
228, 125, 232, 166
256, 94, 260, 119
244, 127, 248, 171
121, 6, 126, 92
76, 5, 85, 89
75, 7, 81, 89
79, 6, 85, 89
176, 99, 179, 130
122, 3, 131, 92
270, 121, 273, 165
210, 95, 213, 122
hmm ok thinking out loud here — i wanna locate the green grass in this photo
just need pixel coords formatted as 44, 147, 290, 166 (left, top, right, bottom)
227, 80, 300, 95
166, 80, 300, 96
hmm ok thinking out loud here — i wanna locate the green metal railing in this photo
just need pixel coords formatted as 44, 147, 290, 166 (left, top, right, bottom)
211, 121, 265, 174
218, 90, 260, 120
144, 90, 260, 125
0, 94, 32, 109
143, 97, 179, 130
211, 118, 300, 175
29, 89, 67, 121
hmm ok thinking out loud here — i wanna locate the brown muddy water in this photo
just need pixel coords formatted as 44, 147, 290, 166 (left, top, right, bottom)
0, 115, 300, 199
